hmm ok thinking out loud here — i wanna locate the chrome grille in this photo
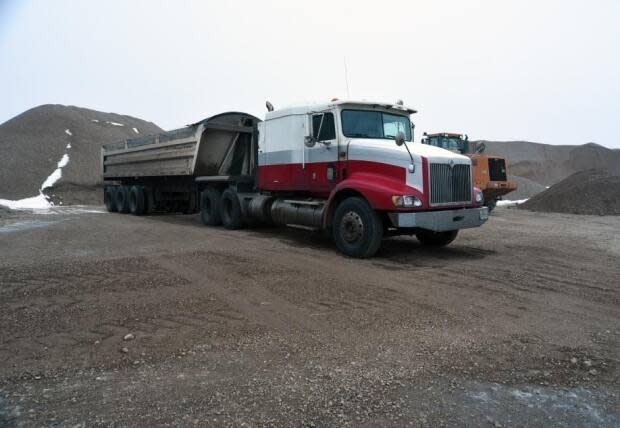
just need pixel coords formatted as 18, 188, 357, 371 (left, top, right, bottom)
429, 163, 472, 205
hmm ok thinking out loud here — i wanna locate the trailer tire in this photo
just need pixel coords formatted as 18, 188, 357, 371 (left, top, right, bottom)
115, 186, 130, 213
220, 188, 243, 230
104, 187, 118, 212
332, 197, 383, 258
415, 229, 458, 247
200, 188, 222, 226
129, 186, 146, 215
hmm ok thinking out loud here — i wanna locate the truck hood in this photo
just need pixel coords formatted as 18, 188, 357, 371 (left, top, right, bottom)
346, 138, 471, 194
346, 138, 470, 165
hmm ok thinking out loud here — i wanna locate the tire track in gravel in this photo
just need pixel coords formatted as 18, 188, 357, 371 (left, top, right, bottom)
156, 251, 332, 335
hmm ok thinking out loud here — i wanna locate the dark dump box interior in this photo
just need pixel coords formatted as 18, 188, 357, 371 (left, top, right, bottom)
102, 112, 260, 179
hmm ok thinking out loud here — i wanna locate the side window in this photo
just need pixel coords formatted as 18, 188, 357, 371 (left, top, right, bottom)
312, 113, 336, 141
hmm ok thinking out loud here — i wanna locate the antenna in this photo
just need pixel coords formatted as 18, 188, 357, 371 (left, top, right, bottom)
343, 56, 350, 98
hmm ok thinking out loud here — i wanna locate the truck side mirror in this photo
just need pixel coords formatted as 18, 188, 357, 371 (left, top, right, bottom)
304, 136, 316, 147
303, 115, 315, 147
395, 132, 406, 146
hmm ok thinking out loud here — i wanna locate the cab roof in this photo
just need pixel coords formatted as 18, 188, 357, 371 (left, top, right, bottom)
425, 132, 465, 138
266, 99, 417, 120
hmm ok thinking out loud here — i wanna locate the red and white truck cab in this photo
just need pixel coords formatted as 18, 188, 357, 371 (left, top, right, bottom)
252, 99, 488, 256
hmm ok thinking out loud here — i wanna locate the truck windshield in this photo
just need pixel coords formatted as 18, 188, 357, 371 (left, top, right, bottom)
432, 137, 464, 151
341, 110, 412, 141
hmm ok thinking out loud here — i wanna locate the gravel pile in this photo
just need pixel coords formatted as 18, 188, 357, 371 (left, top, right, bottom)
481, 140, 620, 187
0, 205, 14, 218
520, 169, 620, 215
0, 104, 162, 204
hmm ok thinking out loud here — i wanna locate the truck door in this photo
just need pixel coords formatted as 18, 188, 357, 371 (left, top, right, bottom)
306, 111, 339, 195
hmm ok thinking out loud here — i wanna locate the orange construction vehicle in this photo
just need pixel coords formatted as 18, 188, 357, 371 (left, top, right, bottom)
421, 132, 517, 211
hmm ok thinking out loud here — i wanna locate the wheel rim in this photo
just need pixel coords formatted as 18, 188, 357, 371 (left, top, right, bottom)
340, 211, 364, 244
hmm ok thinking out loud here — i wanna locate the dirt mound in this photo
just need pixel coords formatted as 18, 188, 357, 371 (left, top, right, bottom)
481, 140, 620, 187
0, 105, 162, 203
0, 205, 14, 218
520, 169, 620, 215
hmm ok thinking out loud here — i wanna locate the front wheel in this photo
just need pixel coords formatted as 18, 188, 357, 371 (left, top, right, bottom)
331, 197, 383, 258
415, 229, 458, 247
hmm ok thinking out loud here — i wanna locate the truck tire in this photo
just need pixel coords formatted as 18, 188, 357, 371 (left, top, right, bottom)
220, 188, 243, 230
104, 187, 118, 212
331, 197, 383, 258
129, 186, 146, 215
115, 186, 130, 213
200, 188, 222, 226
485, 199, 496, 212
415, 229, 458, 247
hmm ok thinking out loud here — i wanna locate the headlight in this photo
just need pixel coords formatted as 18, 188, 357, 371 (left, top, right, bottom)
392, 195, 423, 208
474, 189, 484, 204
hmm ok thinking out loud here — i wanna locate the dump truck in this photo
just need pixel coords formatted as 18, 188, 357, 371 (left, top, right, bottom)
102, 100, 488, 258
421, 132, 517, 211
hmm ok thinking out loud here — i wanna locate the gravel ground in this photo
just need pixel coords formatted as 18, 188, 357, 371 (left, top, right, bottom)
0, 207, 618, 427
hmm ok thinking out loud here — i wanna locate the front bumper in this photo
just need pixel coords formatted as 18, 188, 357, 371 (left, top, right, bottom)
388, 207, 489, 232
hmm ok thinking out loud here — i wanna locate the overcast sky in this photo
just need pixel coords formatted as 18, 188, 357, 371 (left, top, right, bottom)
1, 0, 618, 147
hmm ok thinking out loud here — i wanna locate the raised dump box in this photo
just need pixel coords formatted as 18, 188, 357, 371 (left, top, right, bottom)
102, 112, 260, 181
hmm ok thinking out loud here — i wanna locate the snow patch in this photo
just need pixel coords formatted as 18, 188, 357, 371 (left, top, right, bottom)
0, 194, 52, 210
91, 119, 100, 123
40, 154, 69, 190
65, 129, 72, 136
497, 198, 528, 208
0, 145, 72, 210
133, 127, 139, 134
107, 121, 124, 126
510, 389, 534, 400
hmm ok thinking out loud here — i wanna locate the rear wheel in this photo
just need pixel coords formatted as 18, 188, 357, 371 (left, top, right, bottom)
415, 229, 458, 247
104, 187, 117, 212
129, 186, 146, 215
331, 197, 383, 258
115, 186, 130, 213
220, 188, 243, 230
200, 188, 222, 226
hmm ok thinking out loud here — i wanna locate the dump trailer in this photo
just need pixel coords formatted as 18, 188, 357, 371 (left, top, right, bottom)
421, 132, 517, 211
102, 100, 488, 258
